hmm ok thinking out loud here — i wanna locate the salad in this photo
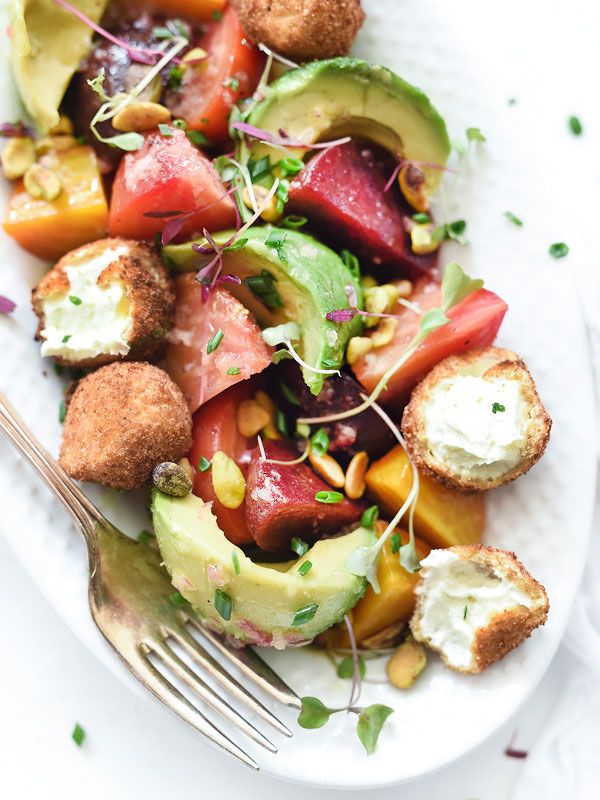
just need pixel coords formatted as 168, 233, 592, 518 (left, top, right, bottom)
1, 0, 552, 753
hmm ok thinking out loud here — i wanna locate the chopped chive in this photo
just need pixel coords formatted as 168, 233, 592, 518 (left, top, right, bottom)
227, 366, 241, 375
549, 242, 569, 259
137, 529, 153, 544
68, 295, 82, 305
390, 532, 401, 553
281, 214, 308, 229
214, 588, 232, 620
197, 456, 211, 472
275, 408, 288, 436
280, 381, 300, 406
206, 328, 224, 354
71, 723, 85, 747
278, 156, 304, 177
310, 427, 330, 456
361, 505, 379, 529
169, 591, 188, 607
153, 25, 173, 39
158, 123, 172, 136
321, 357, 339, 369
167, 65, 184, 91
492, 402, 506, 413
61, 334, 72, 343
232, 551, 240, 575
59, 400, 67, 423
224, 237, 248, 252
298, 560, 312, 576
412, 212, 430, 224
172, 118, 187, 130
315, 491, 343, 504
292, 602, 318, 626
463, 605, 468, 620
568, 115, 583, 136
186, 130, 210, 147
291, 537, 309, 557
247, 155, 271, 182
504, 211, 523, 226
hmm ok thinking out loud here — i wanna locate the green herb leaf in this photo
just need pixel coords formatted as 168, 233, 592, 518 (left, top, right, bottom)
337, 654, 366, 680
158, 123, 172, 136
315, 491, 344, 504
278, 156, 304, 177
59, 400, 67, 423
412, 212, 431, 224
244, 269, 283, 310
227, 366, 241, 375
360, 505, 379, 529
356, 704, 394, 755
432, 219, 467, 245
298, 697, 334, 729
296, 421, 311, 439
280, 381, 300, 406
549, 242, 569, 259
224, 237, 248, 252
223, 77, 240, 92
504, 211, 523, 227
206, 328, 224, 354
197, 456, 211, 472
568, 115, 583, 136
265, 229, 287, 263
214, 155, 238, 182
275, 179, 289, 214
291, 537, 309, 557
172, 118, 187, 130
138, 529, 153, 544
187, 130, 210, 147
232, 551, 240, 575
419, 307, 449, 335
247, 155, 271, 182
153, 25, 172, 39
87, 68, 108, 101
298, 560, 312, 576
292, 603, 319, 626
441, 262, 484, 312
281, 214, 308, 229
61, 334, 72, 343
71, 723, 85, 747
310, 427, 330, 457
69, 295, 82, 305
168, 66, 184, 91
492, 402, 506, 413
276, 408, 288, 436
272, 348, 292, 364
105, 132, 144, 152
463, 605, 468, 620
466, 127, 486, 143
340, 249, 360, 277
214, 588, 232, 620
169, 591, 188, 607
390, 532, 401, 553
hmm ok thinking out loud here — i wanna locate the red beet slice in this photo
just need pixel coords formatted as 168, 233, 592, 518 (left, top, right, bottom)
245, 441, 365, 552
287, 140, 437, 279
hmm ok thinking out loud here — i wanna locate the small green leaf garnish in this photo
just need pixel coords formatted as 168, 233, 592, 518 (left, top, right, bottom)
432, 219, 467, 244
223, 77, 240, 92
549, 242, 569, 259
360, 505, 379, 529
244, 269, 282, 310
296, 422, 311, 439
169, 591, 188, 607
441, 262, 484, 313
87, 68, 108, 101
275, 179, 289, 214
356, 704, 394, 755
69, 295, 82, 305
272, 348, 292, 364
172, 118, 187, 130
492, 402, 506, 414
276, 408, 288, 436
168, 65, 184, 91
298, 697, 334, 729
281, 214, 308, 229
227, 366, 241, 375
310, 427, 330, 456
504, 211, 523, 226
153, 25, 173, 39
138, 529, 153, 544
224, 237, 248, 252
265, 229, 287, 263
280, 381, 300, 406
278, 156, 304, 177
337, 655, 366, 680
291, 537, 309, 557
214, 588, 232, 620
412, 212, 430, 224
232, 551, 240, 575
206, 328, 224, 354
292, 603, 319, 626
340, 249, 360, 277
463, 605, 468, 620
466, 127, 486, 143
315, 491, 343, 504
568, 115, 583, 136
105, 132, 145, 151
298, 560, 312, 576
71, 723, 85, 747
419, 307, 449, 334
186, 130, 210, 147
61, 334, 72, 343
158, 123, 172, 136
197, 456, 211, 472
390, 532, 401, 553
247, 155, 271, 182
59, 400, 67, 423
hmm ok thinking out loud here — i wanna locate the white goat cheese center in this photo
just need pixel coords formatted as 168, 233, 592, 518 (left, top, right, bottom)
423, 375, 527, 470
41, 245, 132, 360
417, 549, 532, 669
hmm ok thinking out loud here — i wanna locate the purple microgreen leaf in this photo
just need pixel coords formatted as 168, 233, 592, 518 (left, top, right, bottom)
383, 162, 402, 193
160, 212, 195, 245
231, 121, 351, 151
0, 120, 35, 138
326, 308, 358, 323
0, 295, 16, 314
217, 274, 242, 285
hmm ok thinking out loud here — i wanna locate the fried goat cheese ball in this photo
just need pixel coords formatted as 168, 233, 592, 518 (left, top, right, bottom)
60, 362, 192, 490
32, 238, 174, 369
410, 544, 549, 673
401, 347, 551, 492
231, 0, 365, 62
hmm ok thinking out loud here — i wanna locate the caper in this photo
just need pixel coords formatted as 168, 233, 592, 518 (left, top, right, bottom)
152, 461, 193, 497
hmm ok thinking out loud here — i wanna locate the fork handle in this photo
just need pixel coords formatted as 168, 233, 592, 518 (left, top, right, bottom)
0, 390, 104, 547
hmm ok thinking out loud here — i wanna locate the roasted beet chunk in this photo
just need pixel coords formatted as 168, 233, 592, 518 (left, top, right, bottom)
245, 441, 364, 552
276, 365, 395, 464
287, 140, 437, 279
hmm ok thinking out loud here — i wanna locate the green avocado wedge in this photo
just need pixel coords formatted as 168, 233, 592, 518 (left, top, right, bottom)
163, 226, 363, 395
238, 57, 450, 197
10, 0, 109, 133
152, 491, 371, 647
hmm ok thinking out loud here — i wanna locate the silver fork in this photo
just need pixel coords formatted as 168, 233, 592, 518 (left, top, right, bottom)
0, 390, 301, 770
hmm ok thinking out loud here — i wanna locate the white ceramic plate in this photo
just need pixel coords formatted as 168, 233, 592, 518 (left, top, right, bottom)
0, 0, 596, 788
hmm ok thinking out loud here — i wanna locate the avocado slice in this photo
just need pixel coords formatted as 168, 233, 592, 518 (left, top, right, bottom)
239, 57, 450, 197
152, 491, 371, 647
10, 0, 110, 133
163, 226, 363, 395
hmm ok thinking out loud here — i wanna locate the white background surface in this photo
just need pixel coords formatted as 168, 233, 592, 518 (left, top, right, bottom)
1, 0, 599, 797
